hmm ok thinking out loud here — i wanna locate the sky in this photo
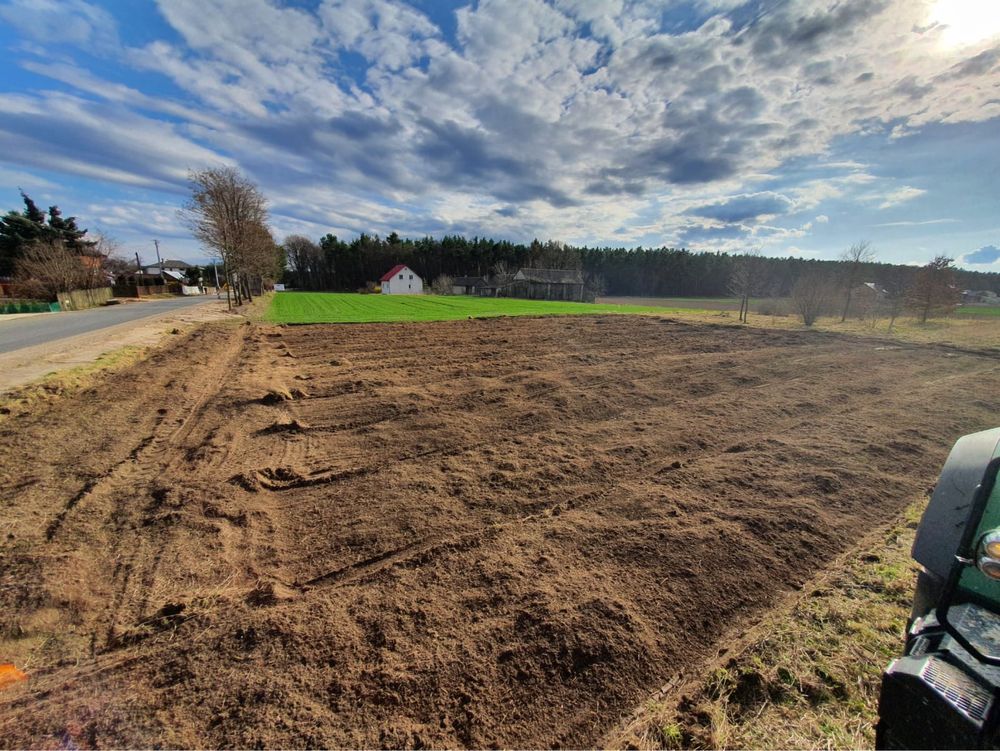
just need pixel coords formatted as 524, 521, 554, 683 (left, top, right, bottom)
0, 0, 998, 270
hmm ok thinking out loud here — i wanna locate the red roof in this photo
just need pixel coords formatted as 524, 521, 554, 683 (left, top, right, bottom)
379, 264, 409, 282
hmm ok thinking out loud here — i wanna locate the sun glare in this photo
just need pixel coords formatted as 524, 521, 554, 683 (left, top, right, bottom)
929, 0, 1000, 49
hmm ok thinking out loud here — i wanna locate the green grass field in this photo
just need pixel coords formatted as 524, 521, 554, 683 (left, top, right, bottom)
955, 305, 1000, 317
266, 292, 697, 323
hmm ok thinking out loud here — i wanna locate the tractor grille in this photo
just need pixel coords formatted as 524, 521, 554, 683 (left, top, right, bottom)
921, 657, 992, 722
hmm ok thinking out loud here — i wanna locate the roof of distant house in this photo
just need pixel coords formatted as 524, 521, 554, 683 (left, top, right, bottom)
453, 276, 486, 286
150, 259, 192, 269
514, 268, 584, 284
380, 264, 412, 282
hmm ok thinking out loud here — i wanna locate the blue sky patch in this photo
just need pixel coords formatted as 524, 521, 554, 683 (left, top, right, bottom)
0, 0, 997, 268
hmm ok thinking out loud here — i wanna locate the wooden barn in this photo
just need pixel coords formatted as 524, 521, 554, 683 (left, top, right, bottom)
452, 276, 487, 295
510, 268, 585, 302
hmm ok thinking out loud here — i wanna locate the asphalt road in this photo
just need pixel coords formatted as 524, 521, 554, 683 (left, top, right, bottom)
0, 296, 213, 355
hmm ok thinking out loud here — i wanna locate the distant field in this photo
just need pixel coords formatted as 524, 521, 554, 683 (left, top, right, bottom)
266, 292, 697, 323
956, 305, 1000, 317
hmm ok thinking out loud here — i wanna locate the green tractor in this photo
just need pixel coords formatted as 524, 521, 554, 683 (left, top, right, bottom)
877, 427, 1000, 749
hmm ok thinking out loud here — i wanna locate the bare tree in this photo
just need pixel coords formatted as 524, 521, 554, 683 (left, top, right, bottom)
906, 255, 960, 323
16, 239, 89, 299
791, 269, 832, 327
86, 231, 132, 285
431, 274, 454, 295
181, 166, 270, 309
240, 220, 281, 298
491, 260, 515, 295
839, 240, 875, 322
728, 250, 765, 324
284, 234, 323, 290
583, 271, 606, 303
878, 267, 909, 331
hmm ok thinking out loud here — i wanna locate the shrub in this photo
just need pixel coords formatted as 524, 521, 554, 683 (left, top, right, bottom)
752, 298, 790, 317
431, 275, 454, 295
791, 272, 833, 327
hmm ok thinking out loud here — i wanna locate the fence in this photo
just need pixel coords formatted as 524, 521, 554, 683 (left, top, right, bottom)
0, 298, 61, 314
57, 287, 114, 311
113, 281, 181, 297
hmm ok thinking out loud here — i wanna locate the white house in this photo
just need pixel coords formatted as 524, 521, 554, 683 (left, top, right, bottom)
380, 264, 423, 294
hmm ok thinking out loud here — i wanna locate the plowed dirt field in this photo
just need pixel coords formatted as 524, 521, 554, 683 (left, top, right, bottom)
2, 315, 998, 748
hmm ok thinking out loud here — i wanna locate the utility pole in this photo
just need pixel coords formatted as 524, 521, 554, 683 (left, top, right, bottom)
213, 263, 222, 299
153, 239, 163, 279
133, 252, 143, 298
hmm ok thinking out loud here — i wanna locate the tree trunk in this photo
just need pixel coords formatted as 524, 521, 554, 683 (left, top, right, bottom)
840, 287, 852, 322
224, 267, 233, 310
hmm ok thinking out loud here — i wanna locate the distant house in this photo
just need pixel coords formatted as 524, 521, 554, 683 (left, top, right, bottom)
511, 268, 586, 302
963, 290, 1000, 304
475, 280, 504, 298
846, 282, 886, 317
380, 264, 423, 294
143, 259, 193, 282
855, 282, 886, 303
452, 276, 487, 295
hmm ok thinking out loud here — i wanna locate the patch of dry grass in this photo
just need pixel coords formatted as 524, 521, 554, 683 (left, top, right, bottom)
612, 501, 924, 750
236, 290, 275, 322
670, 308, 1000, 350
0, 345, 148, 423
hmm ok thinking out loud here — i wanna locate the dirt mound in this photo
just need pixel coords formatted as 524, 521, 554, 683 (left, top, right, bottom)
1, 315, 998, 748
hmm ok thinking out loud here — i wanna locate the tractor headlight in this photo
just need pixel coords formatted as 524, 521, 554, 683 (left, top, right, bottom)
976, 530, 1000, 579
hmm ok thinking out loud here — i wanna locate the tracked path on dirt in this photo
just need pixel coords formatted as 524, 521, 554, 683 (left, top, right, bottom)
1, 315, 999, 748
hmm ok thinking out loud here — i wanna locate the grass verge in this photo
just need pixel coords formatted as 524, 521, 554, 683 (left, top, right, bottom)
265, 291, 705, 323
678, 309, 1000, 350
611, 500, 923, 750
0, 345, 148, 423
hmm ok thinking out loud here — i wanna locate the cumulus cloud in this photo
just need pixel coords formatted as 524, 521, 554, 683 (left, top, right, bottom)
0, 0, 998, 252
963, 245, 1000, 265
688, 192, 795, 223
0, 0, 119, 50
677, 223, 747, 246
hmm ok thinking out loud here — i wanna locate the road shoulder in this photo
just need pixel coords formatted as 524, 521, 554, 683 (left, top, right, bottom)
0, 299, 236, 396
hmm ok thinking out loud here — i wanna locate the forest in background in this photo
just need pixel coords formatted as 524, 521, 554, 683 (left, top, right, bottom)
281, 232, 1000, 298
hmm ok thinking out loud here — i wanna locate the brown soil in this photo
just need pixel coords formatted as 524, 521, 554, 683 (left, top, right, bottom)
1, 315, 998, 749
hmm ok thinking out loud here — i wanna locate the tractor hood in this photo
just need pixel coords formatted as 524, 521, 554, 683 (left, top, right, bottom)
912, 428, 1000, 581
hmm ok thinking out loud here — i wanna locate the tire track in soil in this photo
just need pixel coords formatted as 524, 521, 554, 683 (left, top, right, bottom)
248, 328, 974, 595
286, 358, 985, 596
3, 315, 999, 749
52, 326, 250, 651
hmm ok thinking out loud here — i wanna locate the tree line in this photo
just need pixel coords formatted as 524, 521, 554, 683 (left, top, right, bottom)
3, 171, 997, 316
280, 231, 1000, 301
0, 191, 117, 300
